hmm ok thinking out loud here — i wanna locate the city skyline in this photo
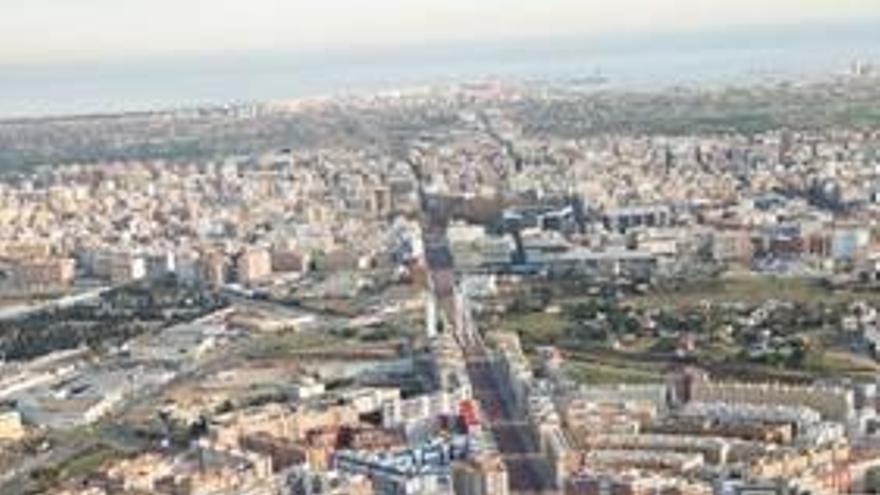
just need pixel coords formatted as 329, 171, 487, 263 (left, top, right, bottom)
5, 3, 880, 495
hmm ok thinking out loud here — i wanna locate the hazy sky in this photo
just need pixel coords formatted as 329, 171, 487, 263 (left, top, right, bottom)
2, 0, 879, 63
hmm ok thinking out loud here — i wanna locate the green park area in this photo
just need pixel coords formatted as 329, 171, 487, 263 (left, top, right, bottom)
491, 276, 880, 385
628, 275, 880, 308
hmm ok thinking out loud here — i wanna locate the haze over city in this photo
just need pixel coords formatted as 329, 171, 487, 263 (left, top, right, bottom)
1, 0, 879, 63
1, 1, 879, 118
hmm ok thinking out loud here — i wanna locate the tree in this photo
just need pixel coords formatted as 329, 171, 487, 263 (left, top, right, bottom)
566, 301, 599, 321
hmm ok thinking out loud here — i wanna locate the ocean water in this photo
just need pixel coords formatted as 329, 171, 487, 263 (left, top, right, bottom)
1, 20, 879, 119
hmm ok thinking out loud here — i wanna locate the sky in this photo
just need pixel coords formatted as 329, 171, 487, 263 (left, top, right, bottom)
1, 0, 879, 64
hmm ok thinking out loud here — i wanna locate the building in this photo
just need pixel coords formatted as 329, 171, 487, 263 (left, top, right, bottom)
104, 447, 275, 495
583, 434, 731, 465
85, 250, 146, 284
551, 249, 659, 282
677, 401, 820, 434
0, 240, 53, 260
371, 186, 392, 217
8, 257, 76, 291
334, 440, 455, 495
0, 405, 26, 441
689, 377, 854, 423
745, 442, 850, 483
271, 248, 304, 273
144, 251, 176, 280
286, 467, 375, 495
602, 205, 673, 233
712, 230, 754, 265
832, 226, 870, 262
561, 399, 656, 436
565, 472, 711, 495
200, 250, 229, 287
452, 455, 509, 495
238, 248, 272, 286
574, 384, 669, 414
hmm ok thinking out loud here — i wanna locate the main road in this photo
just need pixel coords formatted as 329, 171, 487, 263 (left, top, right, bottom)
410, 165, 557, 492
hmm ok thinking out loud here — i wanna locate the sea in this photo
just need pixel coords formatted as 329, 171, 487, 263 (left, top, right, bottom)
1, 20, 879, 120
